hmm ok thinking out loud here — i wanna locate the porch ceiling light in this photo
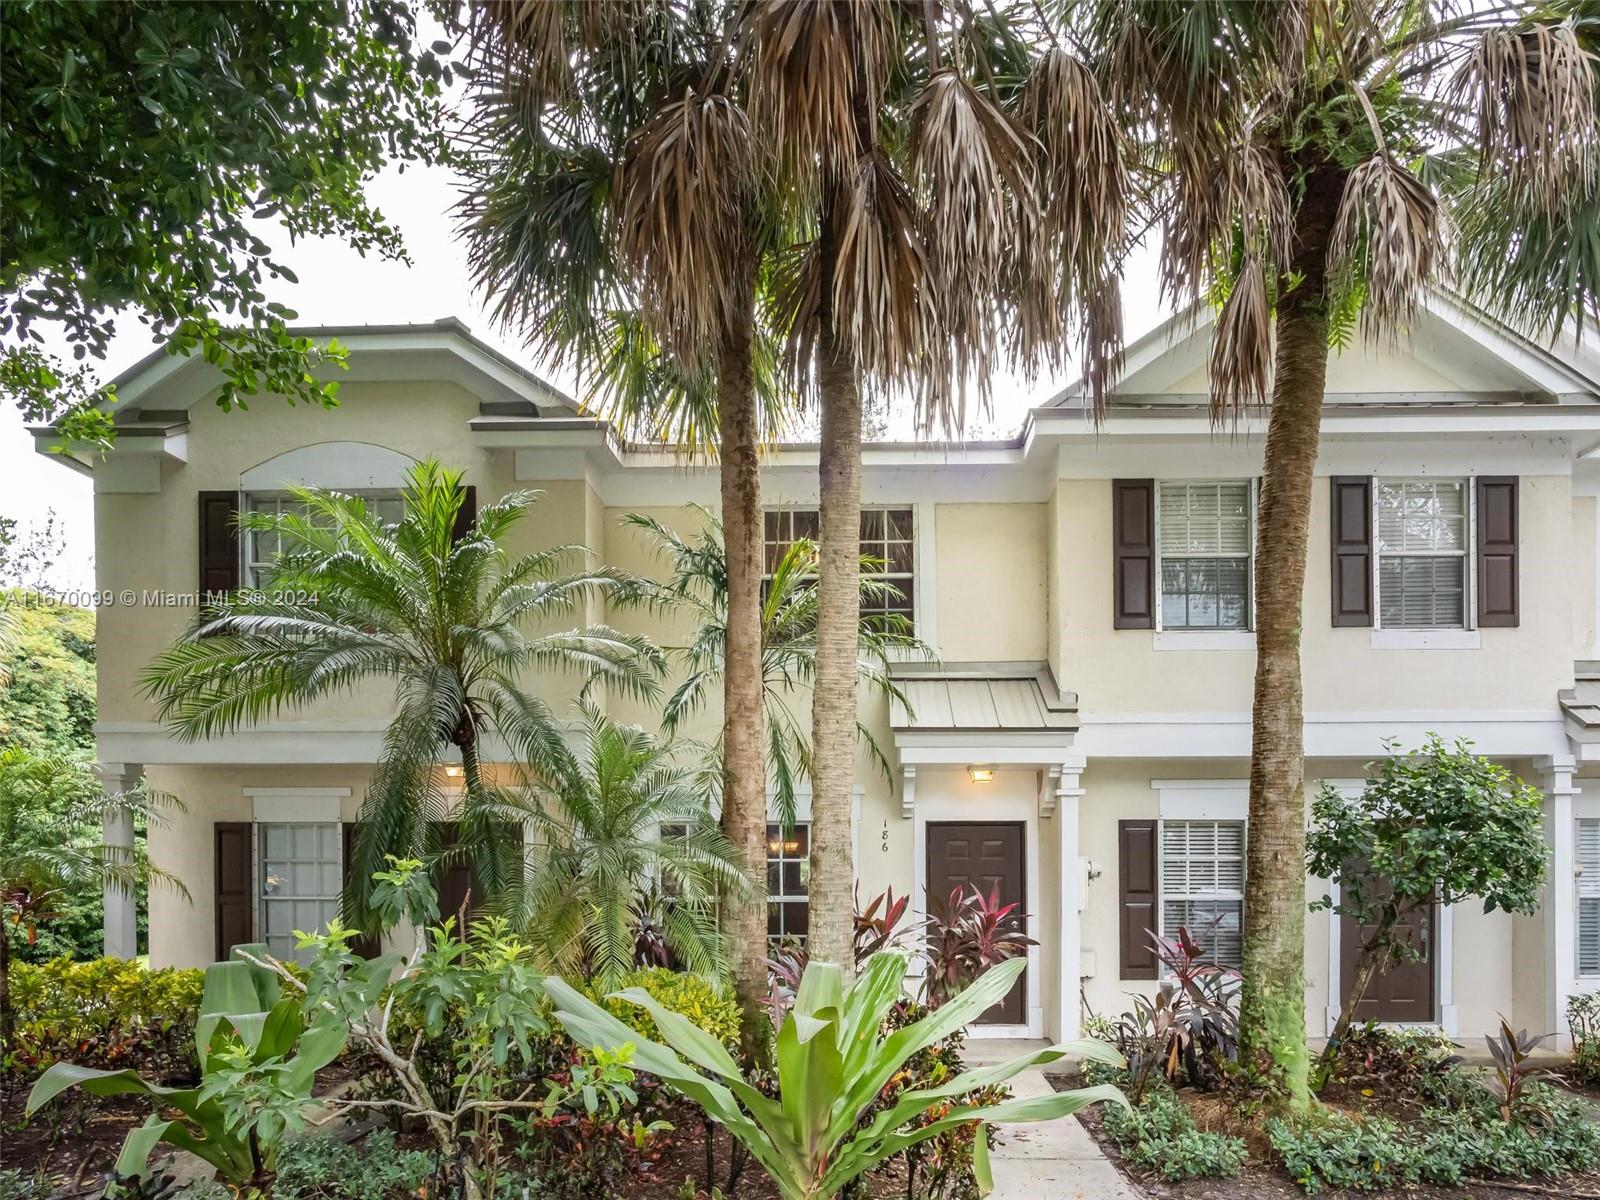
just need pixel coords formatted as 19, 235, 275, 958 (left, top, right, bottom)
967, 764, 995, 784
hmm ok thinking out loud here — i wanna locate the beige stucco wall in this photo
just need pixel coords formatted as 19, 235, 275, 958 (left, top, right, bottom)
1075, 758, 1527, 1037
1049, 475, 1580, 718
933, 503, 1048, 662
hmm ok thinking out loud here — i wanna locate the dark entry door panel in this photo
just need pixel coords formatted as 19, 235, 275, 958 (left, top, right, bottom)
927, 822, 1026, 1024
1339, 863, 1435, 1023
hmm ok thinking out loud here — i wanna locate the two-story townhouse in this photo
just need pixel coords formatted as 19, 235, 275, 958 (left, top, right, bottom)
37, 293, 1600, 1046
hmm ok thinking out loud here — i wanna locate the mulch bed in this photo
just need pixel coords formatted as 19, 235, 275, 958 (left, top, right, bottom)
1053, 1076, 1600, 1200
2, 1069, 908, 1200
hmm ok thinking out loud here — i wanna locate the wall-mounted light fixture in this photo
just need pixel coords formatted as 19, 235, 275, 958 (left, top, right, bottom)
967, 764, 995, 784
444, 764, 463, 779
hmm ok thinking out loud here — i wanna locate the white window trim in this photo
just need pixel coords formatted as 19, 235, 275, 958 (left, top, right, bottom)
246, 786, 349, 823
240, 488, 405, 588
1151, 779, 1249, 822
252, 817, 344, 964
761, 503, 924, 642
1370, 476, 1477, 638
1152, 479, 1256, 640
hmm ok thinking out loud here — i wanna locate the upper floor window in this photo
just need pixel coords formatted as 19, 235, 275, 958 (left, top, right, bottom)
763, 506, 915, 628
1157, 482, 1252, 630
1160, 818, 1245, 969
1375, 479, 1467, 629
243, 491, 404, 586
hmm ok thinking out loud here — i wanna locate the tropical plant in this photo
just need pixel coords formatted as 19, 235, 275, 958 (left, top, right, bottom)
764, 886, 914, 1018
496, 704, 751, 989
1149, 928, 1242, 1091
241, 858, 550, 1200
0, 748, 185, 1046
452, 0, 793, 1047
1039, 0, 1600, 1103
1567, 991, 1600, 1085
1482, 1017, 1562, 1126
1, 0, 450, 445
139, 458, 662, 928
921, 884, 1038, 1010
4, 957, 204, 1080
547, 953, 1128, 1200
1307, 737, 1548, 1085
624, 511, 931, 825
26, 948, 345, 1188
0, 591, 95, 759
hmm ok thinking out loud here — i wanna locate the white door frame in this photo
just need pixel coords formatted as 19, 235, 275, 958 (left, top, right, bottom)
1323, 880, 1457, 1037
911, 779, 1045, 1039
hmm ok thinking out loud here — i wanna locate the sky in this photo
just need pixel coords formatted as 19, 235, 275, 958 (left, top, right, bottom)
0, 149, 1169, 597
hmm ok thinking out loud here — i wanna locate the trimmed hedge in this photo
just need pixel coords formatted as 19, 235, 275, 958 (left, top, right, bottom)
4, 956, 203, 1078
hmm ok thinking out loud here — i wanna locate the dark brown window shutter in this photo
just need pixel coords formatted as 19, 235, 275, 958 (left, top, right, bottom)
1119, 819, 1159, 980
214, 821, 253, 962
1329, 477, 1373, 627
198, 492, 240, 600
1476, 476, 1519, 627
1112, 480, 1155, 629
451, 485, 477, 543
341, 823, 382, 959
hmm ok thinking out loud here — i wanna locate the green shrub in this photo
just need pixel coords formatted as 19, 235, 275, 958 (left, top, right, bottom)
270, 1130, 434, 1200
1101, 1084, 1247, 1181
582, 968, 740, 1047
4, 956, 203, 1078
1567, 991, 1600, 1086
1270, 1081, 1600, 1194
1268, 1110, 1418, 1193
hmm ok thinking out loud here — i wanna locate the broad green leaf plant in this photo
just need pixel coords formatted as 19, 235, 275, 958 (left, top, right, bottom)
547, 952, 1128, 1200
26, 947, 345, 1189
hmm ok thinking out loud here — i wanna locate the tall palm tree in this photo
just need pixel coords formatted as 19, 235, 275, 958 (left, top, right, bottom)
498, 704, 749, 990
140, 458, 661, 925
0, 748, 186, 1044
623, 509, 933, 825
1056, 0, 1600, 1104
745, 1, 1124, 974
454, 0, 793, 1046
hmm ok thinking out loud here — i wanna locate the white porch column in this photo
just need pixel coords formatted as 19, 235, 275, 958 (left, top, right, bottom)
95, 762, 142, 960
1540, 755, 1578, 1044
1051, 756, 1086, 1042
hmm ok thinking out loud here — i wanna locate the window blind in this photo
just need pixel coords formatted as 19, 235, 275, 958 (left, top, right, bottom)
1160, 819, 1245, 968
1157, 482, 1251, 630
1376, 480, 1468, 629
1579, 818, 1600, 976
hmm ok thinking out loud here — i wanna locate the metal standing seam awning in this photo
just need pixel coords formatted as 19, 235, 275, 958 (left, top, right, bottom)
1560, 661, 1600, 763
888, 661, 1080, 816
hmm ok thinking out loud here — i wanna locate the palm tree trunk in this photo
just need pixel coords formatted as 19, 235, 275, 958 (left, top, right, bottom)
716, 263, 771, 1055
809, 182, 863, 976
1312, 907, 1400, 1090
1238, 159, 1344, 1108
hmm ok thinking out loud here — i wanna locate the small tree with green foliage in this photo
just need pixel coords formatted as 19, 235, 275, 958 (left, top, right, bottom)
1308, 736, 1547, 1087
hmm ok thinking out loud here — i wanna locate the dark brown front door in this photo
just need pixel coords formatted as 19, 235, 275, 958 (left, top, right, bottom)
1339, 873, 1436, 1023
927, 822, 1026, 1025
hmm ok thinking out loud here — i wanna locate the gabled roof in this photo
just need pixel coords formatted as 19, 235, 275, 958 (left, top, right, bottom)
1046, 288, 1600, 410
99, 317, 576, 421
889, 661, 1078, 733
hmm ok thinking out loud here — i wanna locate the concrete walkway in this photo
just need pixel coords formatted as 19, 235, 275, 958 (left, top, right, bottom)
966, 1041, 1143, 1200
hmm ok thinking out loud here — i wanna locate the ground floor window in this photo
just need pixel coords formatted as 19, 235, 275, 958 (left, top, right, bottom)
1580, 818, 1600, 975
1160, 819, 1245, 968
259, 822, 342, 964
767, 823, 810, 943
